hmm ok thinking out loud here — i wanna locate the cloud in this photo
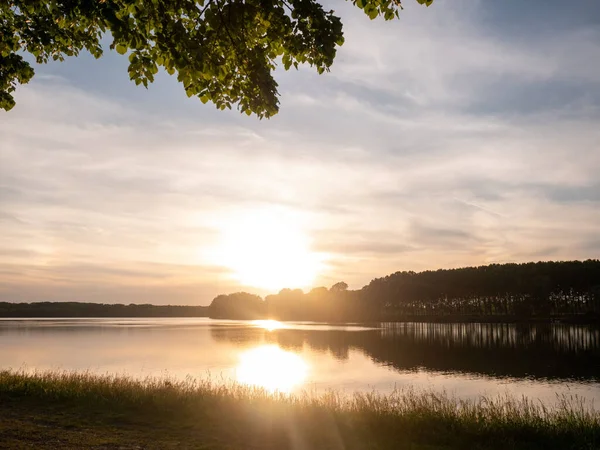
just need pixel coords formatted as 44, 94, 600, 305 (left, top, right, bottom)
1, 0, 599, 302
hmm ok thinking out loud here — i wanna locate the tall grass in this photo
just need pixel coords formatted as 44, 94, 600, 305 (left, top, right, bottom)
1, 370, 599, 449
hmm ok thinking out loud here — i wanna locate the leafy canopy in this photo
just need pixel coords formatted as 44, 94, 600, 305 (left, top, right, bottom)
1, 0, 433, 117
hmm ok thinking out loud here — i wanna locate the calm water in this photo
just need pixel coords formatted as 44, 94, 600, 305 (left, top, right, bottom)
2, 318, 600, 407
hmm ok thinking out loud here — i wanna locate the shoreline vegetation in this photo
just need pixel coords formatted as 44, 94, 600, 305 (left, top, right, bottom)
1, 370, 599, 450
0, 302, 209, 318
0, 306, 597, 325
2, 260, 600, 324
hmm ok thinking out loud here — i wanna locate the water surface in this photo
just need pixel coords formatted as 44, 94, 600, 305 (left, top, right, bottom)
2, 318, 599, 407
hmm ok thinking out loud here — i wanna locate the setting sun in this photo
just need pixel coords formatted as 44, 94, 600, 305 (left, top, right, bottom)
213, 209, 324, 291
236, 345, 308, 393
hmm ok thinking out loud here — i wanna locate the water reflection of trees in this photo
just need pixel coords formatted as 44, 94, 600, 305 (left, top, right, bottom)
210, 323, 600, 381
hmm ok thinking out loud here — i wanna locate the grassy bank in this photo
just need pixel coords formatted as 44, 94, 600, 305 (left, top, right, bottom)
1, 371, 599, 450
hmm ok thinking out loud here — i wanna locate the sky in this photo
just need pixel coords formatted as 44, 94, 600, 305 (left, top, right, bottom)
1, 0, 600, 305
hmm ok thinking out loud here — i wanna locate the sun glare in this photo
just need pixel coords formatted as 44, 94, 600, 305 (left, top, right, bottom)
236, 345, 308, 393
214, 209, 323, 291
252, 319, 285, 331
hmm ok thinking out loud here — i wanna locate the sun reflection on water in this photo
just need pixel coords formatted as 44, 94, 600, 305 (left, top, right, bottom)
236, 345, 308, 393
251, 319, 285, 331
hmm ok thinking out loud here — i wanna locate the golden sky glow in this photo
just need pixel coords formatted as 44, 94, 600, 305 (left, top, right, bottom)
1, 1, 600, 305
210, 208, 327, 291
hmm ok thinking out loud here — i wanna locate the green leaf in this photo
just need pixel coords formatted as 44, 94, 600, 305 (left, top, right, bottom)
0, 0, 415, 117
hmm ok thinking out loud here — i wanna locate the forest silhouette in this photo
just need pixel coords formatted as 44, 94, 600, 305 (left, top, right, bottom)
209, 260, 600, 323
2, 260, 599, 323
0, 302, 208, 318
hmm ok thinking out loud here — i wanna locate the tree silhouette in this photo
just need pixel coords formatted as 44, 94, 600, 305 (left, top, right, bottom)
207, 260, 600, 322
330, 281, 349, 292
208, 292, 264, 319
0, 302, 208, 317
361, 260, 600, 320
2, 260, 599, 323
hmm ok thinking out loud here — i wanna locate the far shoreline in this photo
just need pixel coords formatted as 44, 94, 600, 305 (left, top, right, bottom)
1, 310, 599, 325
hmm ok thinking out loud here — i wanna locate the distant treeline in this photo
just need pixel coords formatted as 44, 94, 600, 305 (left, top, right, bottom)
0, 302, 208, 318
3, 260, 600, 322
209, 260, 600, 323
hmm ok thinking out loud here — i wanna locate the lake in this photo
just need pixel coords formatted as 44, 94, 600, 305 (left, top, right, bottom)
2, 318, 599, 408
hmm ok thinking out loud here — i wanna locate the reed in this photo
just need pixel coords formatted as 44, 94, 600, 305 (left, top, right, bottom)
1, 369, 598, 449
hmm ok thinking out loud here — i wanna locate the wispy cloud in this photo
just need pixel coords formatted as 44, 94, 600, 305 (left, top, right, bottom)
1, 0, 599, 303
